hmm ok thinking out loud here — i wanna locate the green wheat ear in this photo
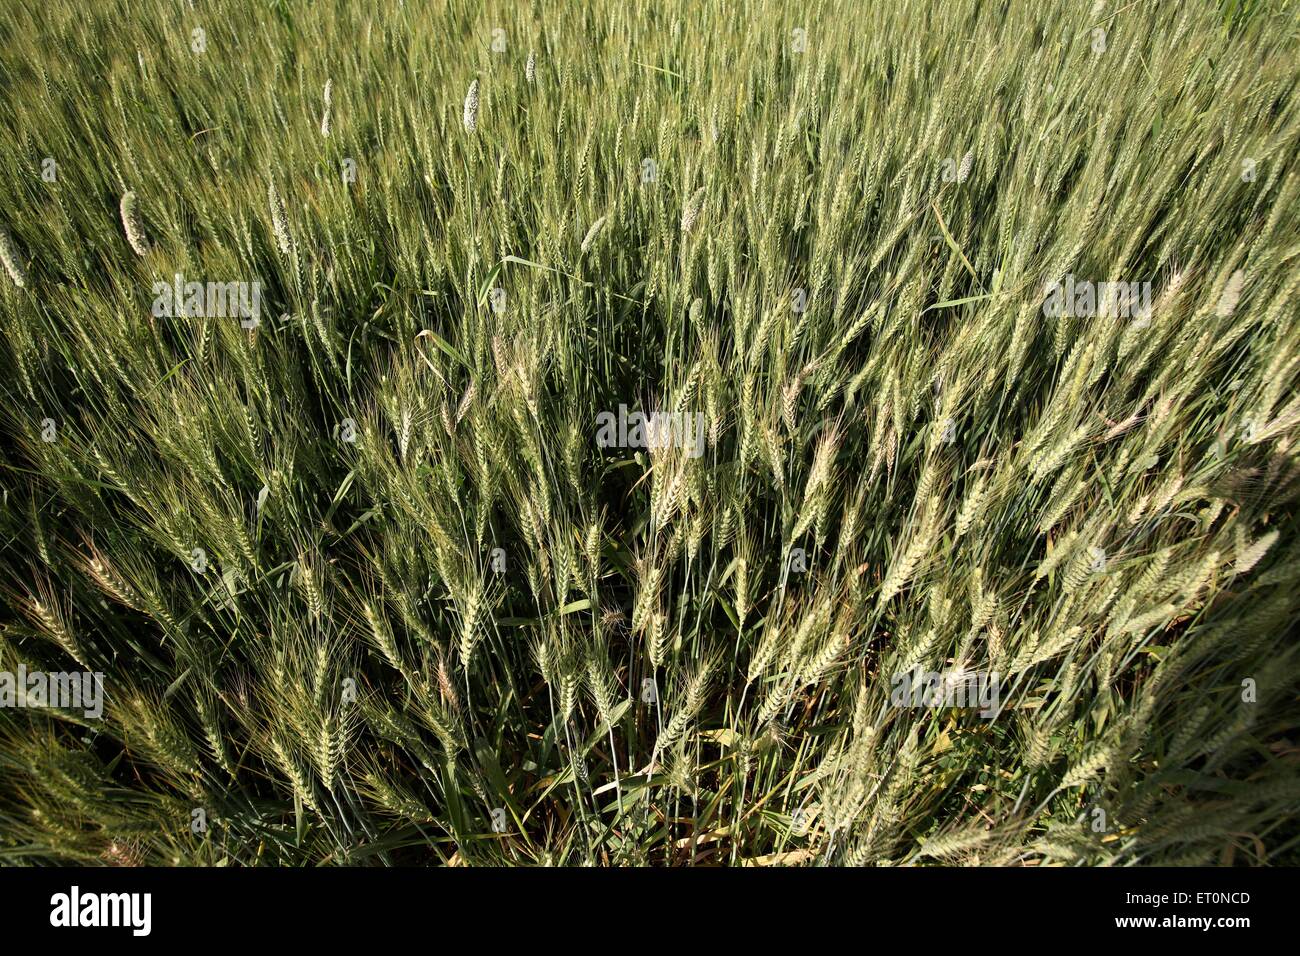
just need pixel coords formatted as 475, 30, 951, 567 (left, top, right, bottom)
0, 0, 1297, 869
267, 181, 292, 257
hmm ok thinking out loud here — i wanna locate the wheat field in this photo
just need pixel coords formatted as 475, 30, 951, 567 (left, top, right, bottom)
0, 0, 1297, 866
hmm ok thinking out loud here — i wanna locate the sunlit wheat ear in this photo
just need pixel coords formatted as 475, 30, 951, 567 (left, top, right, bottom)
457, 579, 485, 671
525, 50, 536, 83
680, 187, 706, 234
580, 215, 606, 253
268, 182, 292, 256
320, 79, 332, 137
1162, 265, 1187, 300
463, 79, 479, 133
1234, 529, 1278, 575
455, 379, 476, 425
119, 191, 150, 256
1216, 269, 1245, 317
101, 840, 145, 868
957, 150, 973, 183
0, 225, 28, 287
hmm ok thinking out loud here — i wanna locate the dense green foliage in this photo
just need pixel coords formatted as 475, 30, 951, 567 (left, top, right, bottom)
1, 0, 1298, 865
